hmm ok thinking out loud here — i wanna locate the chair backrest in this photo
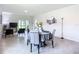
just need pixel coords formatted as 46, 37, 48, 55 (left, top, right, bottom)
18, 28, 25, 33
29, 31, 39, 44
52, 29, 56, 39
5, 29, 13, 34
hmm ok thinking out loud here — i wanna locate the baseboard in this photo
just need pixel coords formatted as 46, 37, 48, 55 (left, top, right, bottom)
55, 36, 79, 43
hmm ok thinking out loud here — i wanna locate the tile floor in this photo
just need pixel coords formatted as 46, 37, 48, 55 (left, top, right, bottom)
0, 34, 79, 54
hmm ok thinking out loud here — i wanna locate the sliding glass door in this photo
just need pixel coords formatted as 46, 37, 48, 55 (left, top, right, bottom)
18, 20, 29, 30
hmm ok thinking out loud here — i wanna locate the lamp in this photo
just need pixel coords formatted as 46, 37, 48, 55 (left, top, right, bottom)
61, 17, 64, 39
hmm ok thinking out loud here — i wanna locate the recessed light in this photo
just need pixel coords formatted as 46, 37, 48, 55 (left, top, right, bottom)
24, 10, 28, 13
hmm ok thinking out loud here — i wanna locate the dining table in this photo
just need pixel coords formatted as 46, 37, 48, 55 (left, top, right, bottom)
28, 29, 51, 47
39, 32, 49, 47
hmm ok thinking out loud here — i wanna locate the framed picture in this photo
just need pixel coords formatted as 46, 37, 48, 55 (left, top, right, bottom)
47, 17, 56, 25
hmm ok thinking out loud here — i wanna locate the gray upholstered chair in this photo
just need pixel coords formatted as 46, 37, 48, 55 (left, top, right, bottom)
29, 30, 40, 54
51, 29, 56, 48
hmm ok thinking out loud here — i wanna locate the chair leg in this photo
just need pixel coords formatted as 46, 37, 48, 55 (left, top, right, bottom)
52, 40, 54, 48
27, 39, 29, 45
37, 45, 40, 54
30, 44, 32, 52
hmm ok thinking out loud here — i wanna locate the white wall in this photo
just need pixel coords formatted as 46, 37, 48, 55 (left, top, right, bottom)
9, 14, 33, 22
9, 14, 34, 28
34, 5, 79, 42
1, 13, 34, 28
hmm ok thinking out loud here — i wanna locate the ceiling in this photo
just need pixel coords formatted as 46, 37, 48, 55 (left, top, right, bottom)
0, 4, 74, 16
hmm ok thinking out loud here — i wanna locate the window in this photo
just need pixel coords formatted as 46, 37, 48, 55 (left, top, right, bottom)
18, 20, 29, 29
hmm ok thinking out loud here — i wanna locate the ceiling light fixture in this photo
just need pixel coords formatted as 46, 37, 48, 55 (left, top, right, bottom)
24, 10, 28, 13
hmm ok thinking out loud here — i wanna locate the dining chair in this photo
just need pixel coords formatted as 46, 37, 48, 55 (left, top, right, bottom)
18, 28, 25, 34
51, 29, 56, 48
26, 29, 30, 45
29, 31, 40, 54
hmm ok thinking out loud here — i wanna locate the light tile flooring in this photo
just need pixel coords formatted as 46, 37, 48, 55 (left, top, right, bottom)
0, 34, 79, 54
